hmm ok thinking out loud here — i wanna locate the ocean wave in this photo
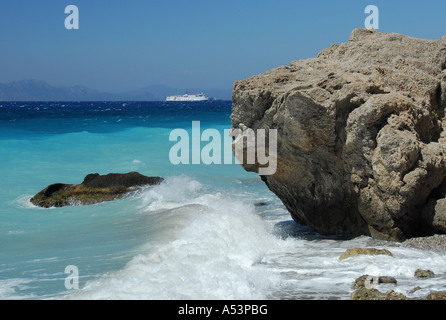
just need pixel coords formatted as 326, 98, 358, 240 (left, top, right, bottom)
62, 176, 282, 300
0, 278, 36, 300
12, 194, 42, 209
12, 175, 446, 300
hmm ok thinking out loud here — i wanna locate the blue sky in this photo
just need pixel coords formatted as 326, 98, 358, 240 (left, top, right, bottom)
0, 0, 445, 93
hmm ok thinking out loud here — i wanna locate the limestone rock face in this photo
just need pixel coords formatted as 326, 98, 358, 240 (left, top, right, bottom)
231, 29, 446, 240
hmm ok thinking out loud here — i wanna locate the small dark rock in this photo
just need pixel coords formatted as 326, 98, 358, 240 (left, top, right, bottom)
408, 286, 422, 294
414, 269, 435, 279
378, 276, 398, 285
30, 172, 163, 208
254, 202, 269, 207
352, 274, 397, 289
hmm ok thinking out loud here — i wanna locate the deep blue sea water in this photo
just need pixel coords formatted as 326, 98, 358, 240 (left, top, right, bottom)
1, 101, 446, 300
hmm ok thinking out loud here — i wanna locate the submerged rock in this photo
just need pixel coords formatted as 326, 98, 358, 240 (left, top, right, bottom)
30, 172, 163, 208
231, 28, 446, 240
339, 247, 393, 260
408, 286, 422, 295
352, 274, 397, 289
351, 272, 446, 300
350, 288, 407, 300
414, 269, 435, 279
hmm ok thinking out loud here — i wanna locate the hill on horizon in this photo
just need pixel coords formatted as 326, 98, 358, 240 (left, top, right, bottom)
0, 80, 232, 101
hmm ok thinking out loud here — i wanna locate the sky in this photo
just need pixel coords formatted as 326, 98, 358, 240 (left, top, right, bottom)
0, 0, 445, 93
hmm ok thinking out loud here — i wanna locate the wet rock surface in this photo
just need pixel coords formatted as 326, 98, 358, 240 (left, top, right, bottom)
30, 172, 163, 208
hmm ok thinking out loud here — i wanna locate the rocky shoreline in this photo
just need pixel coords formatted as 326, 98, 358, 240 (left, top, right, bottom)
337, 247, 446, 300
402, 234, 446, 253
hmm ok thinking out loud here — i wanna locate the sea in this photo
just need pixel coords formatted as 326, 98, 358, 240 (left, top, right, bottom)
1, 100, 446, 300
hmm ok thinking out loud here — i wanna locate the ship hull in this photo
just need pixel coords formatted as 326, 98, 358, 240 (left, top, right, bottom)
166, 93, 209, 101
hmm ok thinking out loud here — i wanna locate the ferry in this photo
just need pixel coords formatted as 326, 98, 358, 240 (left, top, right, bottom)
166, 93, 209, 101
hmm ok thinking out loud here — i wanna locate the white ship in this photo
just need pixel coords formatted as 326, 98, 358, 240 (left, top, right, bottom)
166, 93, 209, 101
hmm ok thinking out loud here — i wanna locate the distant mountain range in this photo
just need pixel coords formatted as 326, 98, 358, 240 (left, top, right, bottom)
0, 80, 232, 101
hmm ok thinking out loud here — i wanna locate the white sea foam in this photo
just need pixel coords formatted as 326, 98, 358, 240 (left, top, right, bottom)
64, 176, 282, 300
12, 194, 43, 209
7, 230, 24, 235
56, 175, 446, 300
0, 278, 35, 300
6, 175, 446, 300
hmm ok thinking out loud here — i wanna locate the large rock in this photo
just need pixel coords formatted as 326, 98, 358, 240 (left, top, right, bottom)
231, 29, 446, 240
30, 172, 163, 208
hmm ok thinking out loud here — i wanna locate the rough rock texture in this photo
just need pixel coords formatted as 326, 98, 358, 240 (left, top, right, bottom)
350, 288, 407, 300
339, 247, 393, 260
414, 269, 435, 279
351, 287, 446, 300
231, 28, 446, 240
402, 234, 446, 252
30, 172, 163, 208
425, 291, 446, 300
352, 274, 397, 289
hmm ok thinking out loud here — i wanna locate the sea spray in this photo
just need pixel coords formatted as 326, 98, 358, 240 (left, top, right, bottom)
64, 176, 283, 299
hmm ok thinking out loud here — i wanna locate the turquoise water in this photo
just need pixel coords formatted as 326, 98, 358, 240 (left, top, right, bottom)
0, 101, 283, 299
1, 101, 446, 300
